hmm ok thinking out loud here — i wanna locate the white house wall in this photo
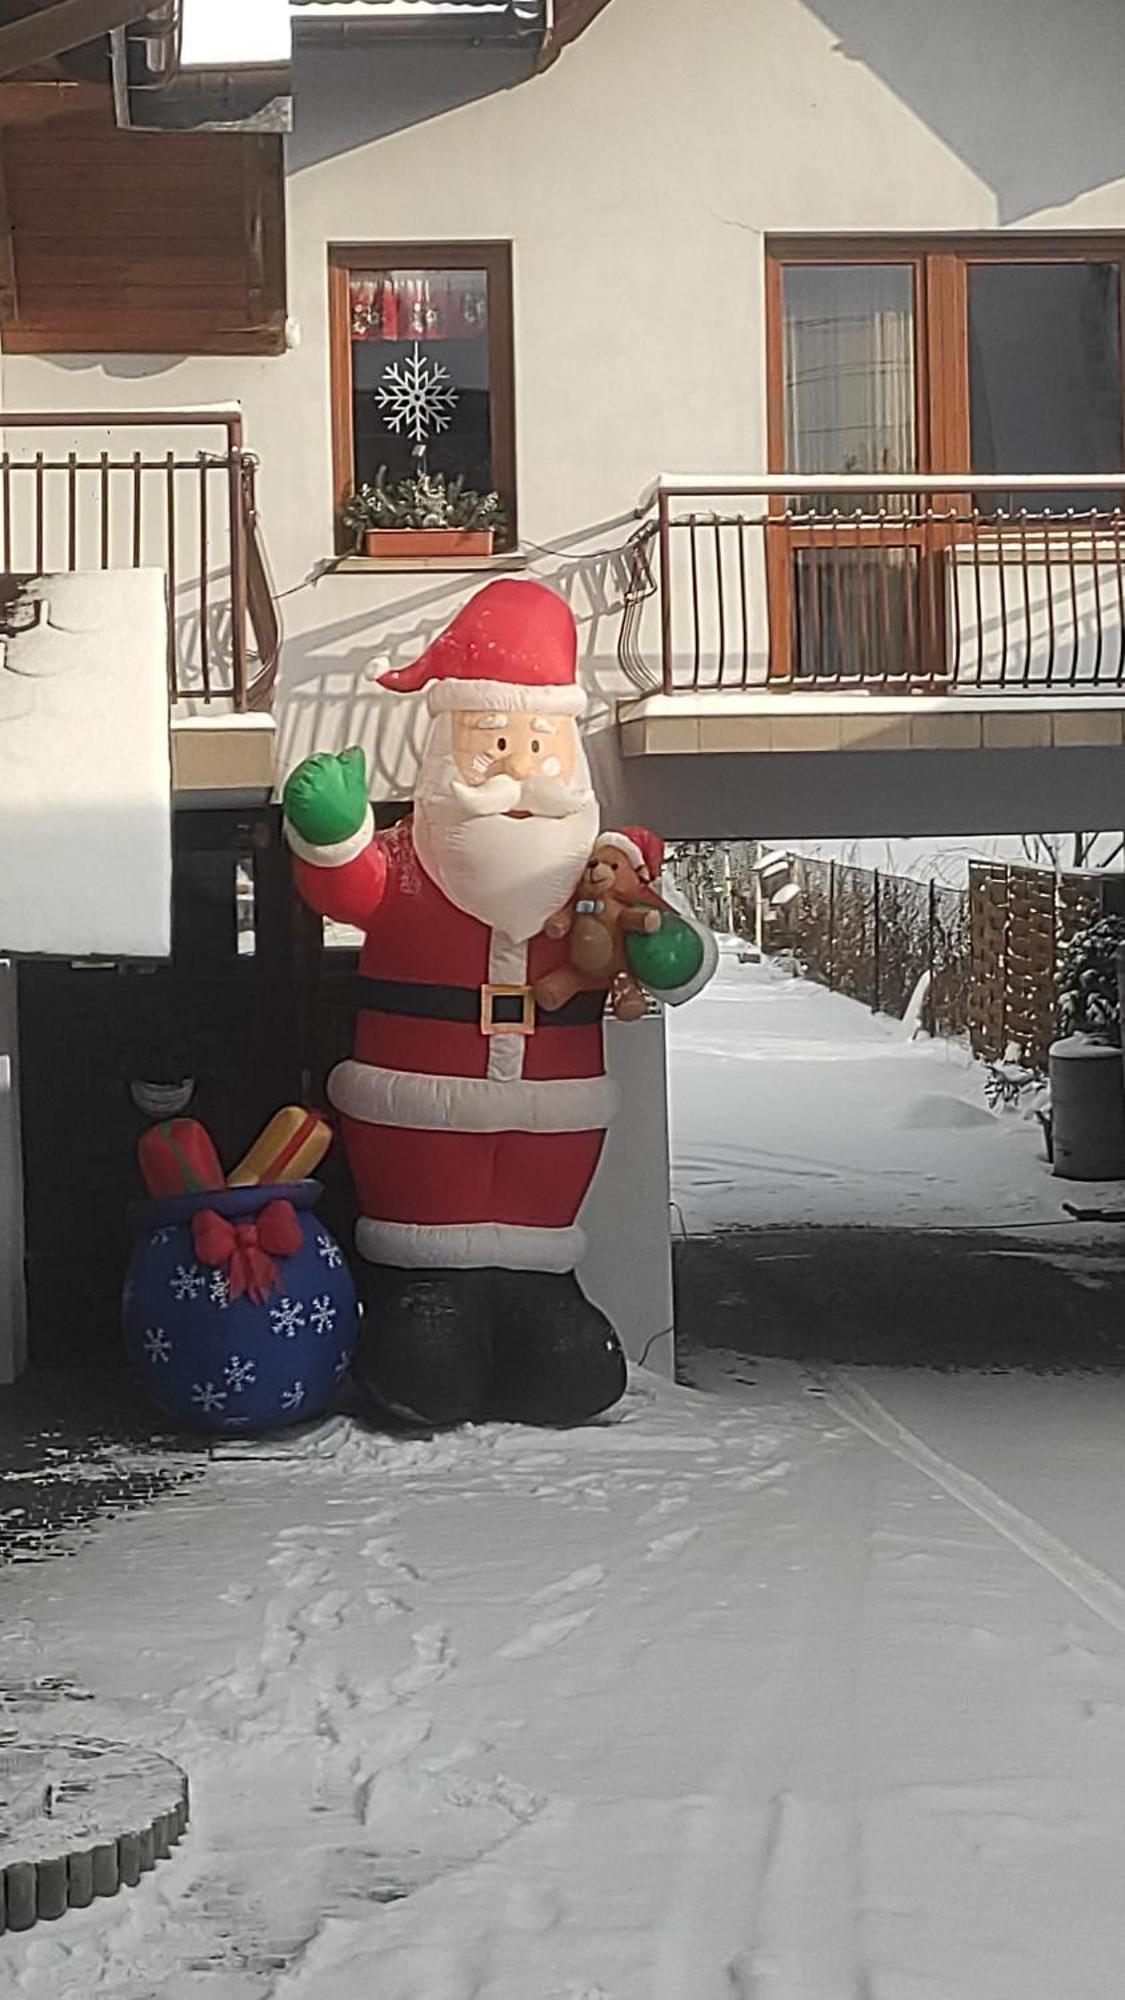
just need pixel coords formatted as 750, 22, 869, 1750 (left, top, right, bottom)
5, 0, 1125, 794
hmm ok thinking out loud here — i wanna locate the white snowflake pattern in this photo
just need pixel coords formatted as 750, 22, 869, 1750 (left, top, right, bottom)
280, 1381, 306, 1413
269, 1297, 306, 1340
316, 1235, 343, 1270
309, 1296, 337, 1337
191, 1381, 227, 1416
223, 1355, 257, 1395
376, 341, 458, 448
333, 1351, 351, 1382
149, 1228, 174, 1248
208, 1270, 232, 1311
142, 1327, 172, 1365
169, 1263, 206, 1303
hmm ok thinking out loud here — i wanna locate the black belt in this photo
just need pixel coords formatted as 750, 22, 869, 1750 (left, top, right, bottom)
356, 976, 605, 1031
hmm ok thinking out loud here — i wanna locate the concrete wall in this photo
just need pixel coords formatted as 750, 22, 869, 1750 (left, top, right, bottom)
581, 1012, 675, 1377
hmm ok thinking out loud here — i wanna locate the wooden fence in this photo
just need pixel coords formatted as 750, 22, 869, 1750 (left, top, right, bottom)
790, 857, 970, 1040
966, 864, 1125, 1065
791, 856, 1125, 1065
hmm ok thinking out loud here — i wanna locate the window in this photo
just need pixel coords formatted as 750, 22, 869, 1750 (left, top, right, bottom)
766, 237, 1125, 679
768, 235, 1125, 492
328, 244, 517, 555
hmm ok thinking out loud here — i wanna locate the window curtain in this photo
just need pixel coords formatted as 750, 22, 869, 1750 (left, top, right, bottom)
782, 265, 916, 481
350, 272, 488, 343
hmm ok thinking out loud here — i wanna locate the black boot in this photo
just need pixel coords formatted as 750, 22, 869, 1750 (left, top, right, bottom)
489, 1270, 627, 1428
352, 1264, 495, 1429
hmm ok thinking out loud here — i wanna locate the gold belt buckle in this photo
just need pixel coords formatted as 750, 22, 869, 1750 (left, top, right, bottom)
481, 983, 536, 1036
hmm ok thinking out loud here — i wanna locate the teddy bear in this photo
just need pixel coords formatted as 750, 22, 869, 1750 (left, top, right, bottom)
534, 833, 662, 1023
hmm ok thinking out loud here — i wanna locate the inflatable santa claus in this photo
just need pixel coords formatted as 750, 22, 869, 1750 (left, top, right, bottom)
282, 579, 714, 1430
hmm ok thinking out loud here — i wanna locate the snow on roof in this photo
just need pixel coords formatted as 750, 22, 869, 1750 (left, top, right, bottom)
180, 0, 291, 66
290, 1, 531, 15
180, 0, 538, 64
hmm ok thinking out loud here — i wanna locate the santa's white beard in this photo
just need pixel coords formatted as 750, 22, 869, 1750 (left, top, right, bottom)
414, 728, 600, 942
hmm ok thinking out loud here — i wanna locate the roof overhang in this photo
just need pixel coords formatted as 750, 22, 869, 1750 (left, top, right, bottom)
290, 1, 544, 47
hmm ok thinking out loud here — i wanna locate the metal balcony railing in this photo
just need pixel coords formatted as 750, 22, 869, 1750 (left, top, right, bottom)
0, 411, 279, 712
621, 473, 1125, 698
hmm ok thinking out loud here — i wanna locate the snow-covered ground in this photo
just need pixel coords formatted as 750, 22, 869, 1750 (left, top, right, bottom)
667, 953, 1090, 1236
10, 1359, 1125, 1997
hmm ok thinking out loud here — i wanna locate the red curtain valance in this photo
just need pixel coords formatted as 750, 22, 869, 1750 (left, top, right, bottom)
350, 272, 488, 343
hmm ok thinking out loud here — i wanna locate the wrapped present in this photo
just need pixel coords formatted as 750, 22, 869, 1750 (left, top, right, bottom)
138, 1119, 225, 1200
227, 1107, 333, 1189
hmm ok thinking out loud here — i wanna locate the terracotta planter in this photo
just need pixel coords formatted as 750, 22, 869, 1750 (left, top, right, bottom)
362, 527, 495, 560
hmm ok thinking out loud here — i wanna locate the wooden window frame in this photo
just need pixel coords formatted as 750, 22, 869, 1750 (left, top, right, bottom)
764, 234, 1125, 681
766, 232, 1125, 476
328, 241, 517, 558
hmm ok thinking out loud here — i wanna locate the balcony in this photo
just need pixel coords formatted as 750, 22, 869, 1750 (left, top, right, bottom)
0, 410, 278, 715
0, 411, 280, 798
619, 474, 1125, 759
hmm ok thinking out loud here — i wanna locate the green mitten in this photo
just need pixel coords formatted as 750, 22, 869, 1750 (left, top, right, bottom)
625, 911, 705, 994
283, 747, 369, 848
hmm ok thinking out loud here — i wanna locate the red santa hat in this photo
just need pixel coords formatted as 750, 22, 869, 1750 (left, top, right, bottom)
597, 827, 664, 882
377, 579, 586, 717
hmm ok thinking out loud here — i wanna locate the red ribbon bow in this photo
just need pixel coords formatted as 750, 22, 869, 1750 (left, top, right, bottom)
191, 1200, 304, 1305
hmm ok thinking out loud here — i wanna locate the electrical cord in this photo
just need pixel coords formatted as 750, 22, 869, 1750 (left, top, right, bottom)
636, 1325, 675, 1370
265, 532, 647, 612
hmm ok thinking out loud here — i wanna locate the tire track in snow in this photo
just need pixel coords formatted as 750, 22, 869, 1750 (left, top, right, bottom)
652, 1434, 873, 2000
809, 1364, 1125, 1640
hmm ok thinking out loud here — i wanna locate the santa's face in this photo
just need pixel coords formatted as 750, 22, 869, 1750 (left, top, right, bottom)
413, 706, 600, 941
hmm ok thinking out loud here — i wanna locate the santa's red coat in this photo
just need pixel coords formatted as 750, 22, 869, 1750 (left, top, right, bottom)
292, 816, 622, 1273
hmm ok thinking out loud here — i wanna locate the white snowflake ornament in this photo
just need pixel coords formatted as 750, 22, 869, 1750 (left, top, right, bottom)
224, 1355, 257, 1395
142, 1327, 172, 1365
280, 1381, 306, 1413
376, 341, 458, 449
270, 1297, 306, 1340
209, 1270, 232, 1311
191, 1381, 227, 1416
169, 1263, 206, 1302
310, 1296, 337, 1337
316, 1234, 343, 1269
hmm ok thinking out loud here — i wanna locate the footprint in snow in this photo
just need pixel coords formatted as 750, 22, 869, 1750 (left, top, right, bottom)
365, 1586, 409, 1621
392, 1623, 455, 1695
303, 1588, 352, 1630
498, 1608, 594, 1660
646, 1525, 701, 1562
530, 1563, 606, 1606
361, 1535, 421, 1580
637, 1492, 692, 1525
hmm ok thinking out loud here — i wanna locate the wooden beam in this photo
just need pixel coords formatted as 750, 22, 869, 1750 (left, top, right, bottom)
0, 2, 148, 82
0, 79, 112, 125
0, 127, 18, 323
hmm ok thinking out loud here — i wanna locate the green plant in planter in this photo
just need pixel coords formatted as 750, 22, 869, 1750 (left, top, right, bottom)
1056, 912, 1125, 1044
342, 470, 506, 543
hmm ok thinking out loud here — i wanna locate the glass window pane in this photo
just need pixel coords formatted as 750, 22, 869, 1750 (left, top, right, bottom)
349, 267, 493, 494
782, 264, 917, 480
968, 261, 1122, 512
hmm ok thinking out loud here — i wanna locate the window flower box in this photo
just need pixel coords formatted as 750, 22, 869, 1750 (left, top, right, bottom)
362, 527, 496, 560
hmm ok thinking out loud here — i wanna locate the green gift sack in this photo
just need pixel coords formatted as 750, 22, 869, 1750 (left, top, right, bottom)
625, 910, 706, 994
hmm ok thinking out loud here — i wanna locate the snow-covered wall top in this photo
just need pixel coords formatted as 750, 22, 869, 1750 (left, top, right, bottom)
0, 571, 172, 959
